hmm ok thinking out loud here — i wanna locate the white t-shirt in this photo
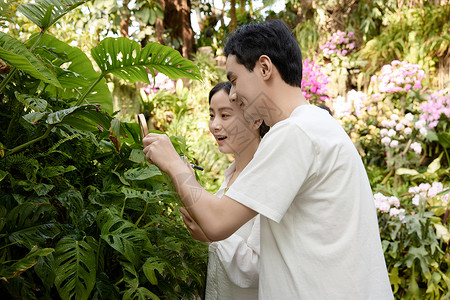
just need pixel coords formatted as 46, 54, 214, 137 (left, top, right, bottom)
205, 162, 260, 300
226, 105, 393, 299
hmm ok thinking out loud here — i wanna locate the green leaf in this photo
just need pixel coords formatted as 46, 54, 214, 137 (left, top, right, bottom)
91, 38, 202, 84
39, 165, 76, 178
0, 170, 8, 182
34, 253, 56, 290
27, 33, 113, 113
427, 152, 443, 174
6, 203, 60, 249
124, 287, 160, 300
142, 257, 165, 285
17, 0, 87, 30
23, 111, 48, 124
436, 132, 450, 149
0, 32, 61, 87
33, 183, 54, 196
434, 223, 450, 243
45, 105, 111, 132
15, 91, 48, 112
396, 168, 419, 176
129, 149, 146, 164
124, 165, 161, 181
54, 237, 97, 300
98, 209, 149, 266
0, 245, 54, 279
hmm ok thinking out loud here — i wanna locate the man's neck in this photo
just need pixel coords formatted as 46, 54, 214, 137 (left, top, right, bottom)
265, 84, 308, 126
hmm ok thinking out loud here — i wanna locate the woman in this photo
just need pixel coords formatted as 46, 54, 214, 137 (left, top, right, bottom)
180, 81, 268, 299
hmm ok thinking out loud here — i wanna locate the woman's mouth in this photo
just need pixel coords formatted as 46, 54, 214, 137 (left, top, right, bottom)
216, 135, 227, 143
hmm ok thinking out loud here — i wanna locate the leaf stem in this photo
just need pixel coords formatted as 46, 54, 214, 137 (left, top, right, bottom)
76, 74, 105, 106
6, 125, 55, 156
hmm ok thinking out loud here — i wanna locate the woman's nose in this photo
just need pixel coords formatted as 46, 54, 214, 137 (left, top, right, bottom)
210, 117, 222, 131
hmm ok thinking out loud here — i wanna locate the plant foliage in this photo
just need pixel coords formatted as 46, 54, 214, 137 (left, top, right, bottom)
0, 1, 207, 299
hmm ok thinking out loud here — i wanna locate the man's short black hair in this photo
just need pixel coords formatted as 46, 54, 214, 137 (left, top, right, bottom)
224, 19, 303, 88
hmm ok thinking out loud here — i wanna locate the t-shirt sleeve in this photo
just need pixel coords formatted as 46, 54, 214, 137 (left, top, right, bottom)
225, 122, 317, 222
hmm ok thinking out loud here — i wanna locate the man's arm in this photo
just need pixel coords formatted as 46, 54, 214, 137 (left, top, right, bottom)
143, 133, 257, 241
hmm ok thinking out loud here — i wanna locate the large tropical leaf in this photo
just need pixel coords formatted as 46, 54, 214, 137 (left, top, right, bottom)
6, 202, 60, 250
0, 245, 54, 279
54, 237, 97, 300
0, 32, 61, 87
97, 208, 149, 266
17, 0, 87, 30
91, 38, 202, 84
27, 33, 113, 113
23, 105, 112, 131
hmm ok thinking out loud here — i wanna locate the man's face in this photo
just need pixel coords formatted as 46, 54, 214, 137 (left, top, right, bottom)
226, 55, 280, 127
226, 55, 263, 123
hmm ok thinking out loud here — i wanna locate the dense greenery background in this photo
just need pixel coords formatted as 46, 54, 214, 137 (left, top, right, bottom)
0, 0, 449, 299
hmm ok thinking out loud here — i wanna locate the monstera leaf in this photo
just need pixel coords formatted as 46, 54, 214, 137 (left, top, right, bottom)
27, 33, 113, 113
6, 202, 60, 250
17, 0, 87, 30
0, 32, 61, 87
97, 208, 149, 266
0, 245, 54, 279
54, 237, 97, 300
91, 37, 202, 84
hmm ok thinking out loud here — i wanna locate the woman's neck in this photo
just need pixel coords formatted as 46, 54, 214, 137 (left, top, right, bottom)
233, 138, 260, 175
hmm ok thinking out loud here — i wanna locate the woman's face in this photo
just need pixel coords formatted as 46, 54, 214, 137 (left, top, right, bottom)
209, 89, 259, 155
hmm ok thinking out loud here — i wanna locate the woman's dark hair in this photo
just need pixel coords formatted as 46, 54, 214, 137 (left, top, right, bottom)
209, 81, 270, 138
223, 19, 303, 88
209, 81, 232, 104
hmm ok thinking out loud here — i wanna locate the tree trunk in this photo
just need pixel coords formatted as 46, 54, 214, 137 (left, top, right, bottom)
120, 0, 130, 38
155, 0, 166, 44
230, 0, 237, 32
239, 0, 245, 16
164, 0, 194, 58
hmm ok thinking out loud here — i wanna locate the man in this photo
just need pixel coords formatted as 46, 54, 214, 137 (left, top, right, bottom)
143, 19, 393, 299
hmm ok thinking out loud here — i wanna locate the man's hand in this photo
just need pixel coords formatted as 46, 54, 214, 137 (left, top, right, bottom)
143, 133, 181, 173
180, 207, 211, 242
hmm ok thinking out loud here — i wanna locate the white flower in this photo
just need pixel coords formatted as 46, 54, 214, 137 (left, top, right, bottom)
388, 196, 400, 207
380, 129, 388, 137
410, 142, 422, 154
388, 129, 397, 137
420, 127, 428, 136
381, 119, 390, 127
396, 123, 405, 131
405, 113, 414, 121
381, 137, 391, 146
390, 114, 399, 121
404, 127, 412, 135
412, 195, 420, 205
390, 140, 399, 148
415, 120, 426, 129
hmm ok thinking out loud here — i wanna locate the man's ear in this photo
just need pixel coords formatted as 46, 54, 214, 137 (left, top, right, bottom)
252, 119, 263, 130
258, 55, 272, 80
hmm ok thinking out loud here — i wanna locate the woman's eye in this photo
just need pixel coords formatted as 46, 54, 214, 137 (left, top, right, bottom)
209, 114, 214, 119
222, 114, 229, 118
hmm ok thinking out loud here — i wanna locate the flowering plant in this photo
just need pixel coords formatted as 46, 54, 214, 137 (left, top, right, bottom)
321, 31, 356, 59
301, 59, 329, 104
370, 60, 425, 94
374, 186, 450, 298
419, 89, 450, 130
378, 111, 427, 170
143, 72, 175, 94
